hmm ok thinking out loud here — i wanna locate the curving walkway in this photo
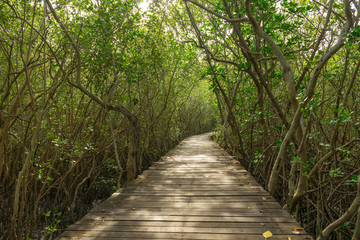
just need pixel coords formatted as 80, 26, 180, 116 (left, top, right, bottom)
58, 133, 312, 240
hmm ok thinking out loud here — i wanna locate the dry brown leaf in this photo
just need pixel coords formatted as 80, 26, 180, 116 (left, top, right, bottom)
132, 208, 136, 210
293, 227, 304, 231
262, 197, 267, 200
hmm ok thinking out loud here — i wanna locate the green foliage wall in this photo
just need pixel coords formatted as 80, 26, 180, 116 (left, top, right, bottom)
0, 0, 216, 239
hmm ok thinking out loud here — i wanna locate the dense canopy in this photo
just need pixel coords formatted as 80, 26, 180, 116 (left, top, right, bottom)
0, 0, 359, 239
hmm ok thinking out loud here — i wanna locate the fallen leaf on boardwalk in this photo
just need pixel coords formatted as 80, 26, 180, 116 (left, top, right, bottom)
288, 237, 291, 240
261, 223, 266, 226
293, 227, 304, 231
262, 197, 267, 200
263, 230, 273, 239
292, 230, 300, 234
132, 208, 136, 210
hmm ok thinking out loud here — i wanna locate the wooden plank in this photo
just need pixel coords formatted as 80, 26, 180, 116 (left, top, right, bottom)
104, 195, 277, 202
114, 192, 270, 197
117, 192, 270, 197
125, 186, 263, 191
98, 201, 279, 209
148, 165, 235, 169
122, 188, 267, 192
147, 169, 246, 172
144, 170, 248, 174
122, 186, 264, 191
137, 173, 252, 178
153, 160, 233, 163
94, 203, 280, 211
151, 162, 243, 166
132, 179, 259, 184
67, 225, 306, 235
72, 220, 298, 228
124, 188, 265, 192
87, 209, 291, 217
80, 215, 298, 223
132, 178, 258, 183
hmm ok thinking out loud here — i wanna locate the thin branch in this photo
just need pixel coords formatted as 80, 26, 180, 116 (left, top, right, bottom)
185, 0, 249, 23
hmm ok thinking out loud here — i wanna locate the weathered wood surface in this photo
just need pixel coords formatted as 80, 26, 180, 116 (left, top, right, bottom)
58, 133, 312, 239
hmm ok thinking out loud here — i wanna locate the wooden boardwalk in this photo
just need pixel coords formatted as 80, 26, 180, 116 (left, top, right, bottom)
58, 133, 312, 240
